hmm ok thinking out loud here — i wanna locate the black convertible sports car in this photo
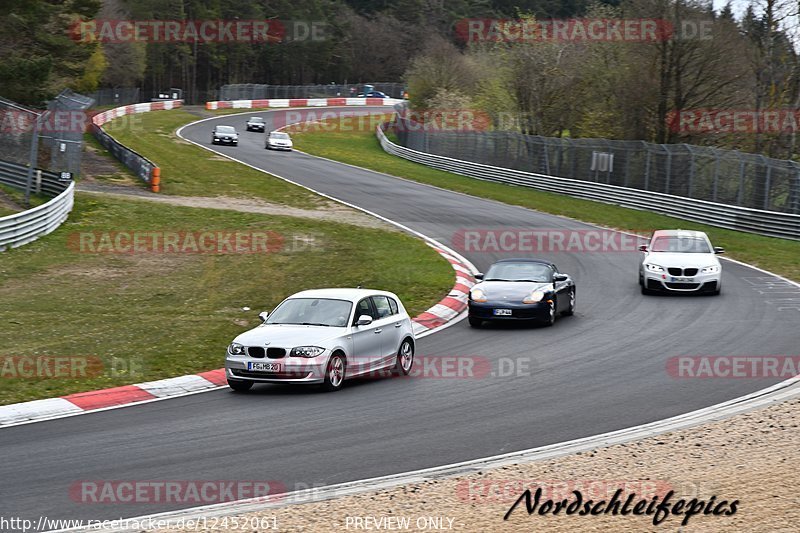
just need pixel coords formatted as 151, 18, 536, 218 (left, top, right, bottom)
468, 258, 576, 328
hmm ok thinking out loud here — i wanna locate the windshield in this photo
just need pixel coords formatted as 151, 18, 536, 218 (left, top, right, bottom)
266, 298, 352, 327
484, 262, 553, 282
216, 126, 236, 133
651, 236, 711, 253
271, 132, 290, 139
249, 117, 264, 123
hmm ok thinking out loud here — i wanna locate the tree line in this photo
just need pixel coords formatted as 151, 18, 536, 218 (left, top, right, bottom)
1, 0, 798, 157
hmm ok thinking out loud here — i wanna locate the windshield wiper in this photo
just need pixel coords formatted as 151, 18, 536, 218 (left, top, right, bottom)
299, 322, 332, 327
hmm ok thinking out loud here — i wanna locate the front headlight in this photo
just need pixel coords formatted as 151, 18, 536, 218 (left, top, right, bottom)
645, 264, 664, 273
701, 265, 720, 274
522, 290, 546, 304
470, 288, 487, 302
228, 342, 245, 356
291, 346, 326, 358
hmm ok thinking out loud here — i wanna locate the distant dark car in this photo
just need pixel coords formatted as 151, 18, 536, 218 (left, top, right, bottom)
468, 258, 576, 328
212, 125, 238, 145
246, 117, 266, 132
358, 91, 389, 99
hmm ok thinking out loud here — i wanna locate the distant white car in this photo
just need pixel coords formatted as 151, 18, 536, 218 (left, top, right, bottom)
639, 230, 724, 295
225, 288, 415, 392
265, 131, 293, 151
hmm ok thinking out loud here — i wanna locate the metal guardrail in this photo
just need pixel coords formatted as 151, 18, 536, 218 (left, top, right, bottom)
90, 122, 157, 185
377, 123, 800, 241
90, 101, 182, 192
0, 160, 74, 251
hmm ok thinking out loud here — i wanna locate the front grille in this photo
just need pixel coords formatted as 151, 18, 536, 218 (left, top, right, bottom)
247, 347, 265, 358
665, 282, 700, 290
667, 267, 699, 277
267, 348, 286, 359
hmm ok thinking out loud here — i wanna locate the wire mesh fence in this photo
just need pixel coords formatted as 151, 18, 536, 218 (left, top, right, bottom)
43, 89, 94, 177
219, 83, 405, 101
0, 97, 38, 169
0, 90, 93, 188
85, 88, 141, 108
393, 114, 800, 214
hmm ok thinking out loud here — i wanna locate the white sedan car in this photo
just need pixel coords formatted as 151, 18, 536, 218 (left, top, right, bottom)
225, 288, 415, 392
639, 230, 724, 295
265, 130, 293, 150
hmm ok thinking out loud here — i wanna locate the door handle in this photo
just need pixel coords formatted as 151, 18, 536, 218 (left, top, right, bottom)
394, 323, 401, 328
374, 329, 382, 334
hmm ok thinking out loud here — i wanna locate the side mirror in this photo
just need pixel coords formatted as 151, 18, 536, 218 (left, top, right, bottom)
258, 311, 270, 323
474, 273, 484, 280
714, 247, 725, 254
356, 315, 373, 326
638, 244, 648, 252
553, 274, 568, 282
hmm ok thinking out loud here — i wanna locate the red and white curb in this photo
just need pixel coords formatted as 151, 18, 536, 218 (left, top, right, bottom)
0, 254, 474, 428
91, 100, 183, 127
206, 97, 403, 110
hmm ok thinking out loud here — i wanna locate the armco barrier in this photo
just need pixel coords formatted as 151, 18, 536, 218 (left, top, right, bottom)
205, 98, 404, 110
0, 160, 74, 251
377, 123, 800, 241
91, 100, 183, 192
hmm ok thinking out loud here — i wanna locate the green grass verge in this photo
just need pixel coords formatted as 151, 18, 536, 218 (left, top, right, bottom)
104, 109, 324, 207
289, 117, 800, 282
0, 194, 452, 405
0, 110, 455, 405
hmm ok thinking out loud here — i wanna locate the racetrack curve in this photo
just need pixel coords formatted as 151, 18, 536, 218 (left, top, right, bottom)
2, 107, 798, 525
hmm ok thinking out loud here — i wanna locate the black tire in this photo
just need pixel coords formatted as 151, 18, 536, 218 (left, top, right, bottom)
468, 317, 482, 328
641, 284, 655, 295
395, 339, 414, 376
227, 379, 253, 392
561, 288, 575, 316
321, 353, 346, 392
543, 300, 556, 326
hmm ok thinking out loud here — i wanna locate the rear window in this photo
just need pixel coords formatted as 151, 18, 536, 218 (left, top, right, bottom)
388, 297, 398, 315
371, 296, 392, 318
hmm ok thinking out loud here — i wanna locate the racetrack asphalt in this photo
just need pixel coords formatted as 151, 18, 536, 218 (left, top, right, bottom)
2, 107, 797, 525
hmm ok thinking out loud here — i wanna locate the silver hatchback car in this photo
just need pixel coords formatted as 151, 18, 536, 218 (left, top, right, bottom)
225, 288, 415, 392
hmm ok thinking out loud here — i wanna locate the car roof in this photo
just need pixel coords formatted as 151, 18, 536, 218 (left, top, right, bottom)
651, 229, 708, 239
288, 288, 399, 302
249, 116, 264, 120
491, 258, 555, 267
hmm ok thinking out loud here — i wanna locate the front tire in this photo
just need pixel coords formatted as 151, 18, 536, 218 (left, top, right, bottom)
561, 288, 575, 316
322, 353, 346, 392
395, 339, 414, 376
227, 379, 253, 392
543, 300, 556, 327
468, 317, 482, 328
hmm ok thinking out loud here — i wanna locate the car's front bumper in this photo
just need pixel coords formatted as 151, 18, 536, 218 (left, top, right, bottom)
213, 137, 238, 144
225, 354, 327, 384
268, 143, 292, 150
469, 300, 551, 320
643, 271, 721, 292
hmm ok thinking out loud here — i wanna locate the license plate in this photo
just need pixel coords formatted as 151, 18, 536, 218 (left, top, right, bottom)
671, 277, 694, 282
493, 309, 512, 316
248, 362, 281, 372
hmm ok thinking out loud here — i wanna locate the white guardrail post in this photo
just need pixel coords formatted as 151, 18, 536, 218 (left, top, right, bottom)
376, 123, 800, 241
